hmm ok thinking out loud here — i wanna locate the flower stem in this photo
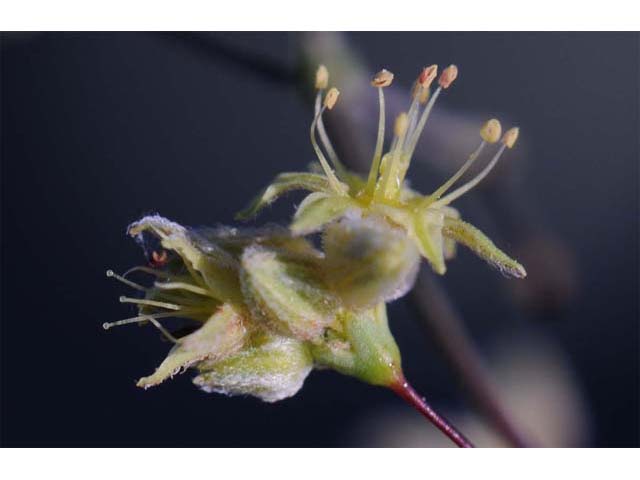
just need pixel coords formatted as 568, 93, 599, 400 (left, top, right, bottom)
391, 378, 474, 448
410, 270, 534, 447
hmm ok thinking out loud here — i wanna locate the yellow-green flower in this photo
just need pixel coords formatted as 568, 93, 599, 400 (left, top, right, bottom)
105, 215, 407, 401
238, 65, 526, 279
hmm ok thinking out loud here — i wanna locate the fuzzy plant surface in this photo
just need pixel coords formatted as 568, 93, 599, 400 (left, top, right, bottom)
106, 64, 526, 447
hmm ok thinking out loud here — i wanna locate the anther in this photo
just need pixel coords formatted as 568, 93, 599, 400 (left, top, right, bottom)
371, 69, 394, 88
151, 250, 168, 267
418, 65, 438, 88
412, 81, 431, 104
324, 87, 340, 110
480, 119, 502, 144
394, 112, 409, 137
438, 65, 458, 89
315, 65, 329, 90
502, 127, 519, 148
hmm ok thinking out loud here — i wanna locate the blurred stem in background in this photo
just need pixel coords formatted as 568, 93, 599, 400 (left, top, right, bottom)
156, 31, 578, 447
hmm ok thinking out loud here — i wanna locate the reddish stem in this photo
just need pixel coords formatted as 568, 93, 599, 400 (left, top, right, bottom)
392, 378, 475, 448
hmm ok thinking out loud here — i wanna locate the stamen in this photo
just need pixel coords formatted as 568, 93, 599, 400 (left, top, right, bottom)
502, 127, 519, 148
403, 85, 442, 159
123, 266, 170, 279
438, 64, 458, 89
377, 113, 409, 199
419, 65, 438, 89
310, 90, 346, 194
371, 69, 394, 87
154, 281, 215, 298
119, 296, 181, 311
431, 142, 509, 208
314, 90, 347, 177
479, 119, 502, 144
103, 312, 179, 343
406, 66, 437, 143
151, 250, 168, 265
106, 269, 147, 292
366, 69, 394, 195
324, 87, 340, 110
315, 64, 329, 90
103, 311, 176, 329
427, 140, 486, 202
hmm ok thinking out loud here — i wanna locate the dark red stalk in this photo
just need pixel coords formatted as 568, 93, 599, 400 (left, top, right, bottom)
392, 378, 475, 448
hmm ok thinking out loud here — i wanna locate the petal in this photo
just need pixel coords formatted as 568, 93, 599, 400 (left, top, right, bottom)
412, 209, 447, 275
236, 172, 333, 220
129, 215, 242, 303
240, 245, 338, 342
322, 215, 420, 308
137, 304, 247, 389
290, 192, 357, 236
442, 217, 527, 278
193, 334, 312, 403
442, 206, 460, 260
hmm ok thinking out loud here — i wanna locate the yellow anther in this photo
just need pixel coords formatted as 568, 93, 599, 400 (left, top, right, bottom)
480, 119, 502, 144
315, 65, 329, 90
324, 87, 340, 110
502, 127, 520, 148
394, 112, 409, 137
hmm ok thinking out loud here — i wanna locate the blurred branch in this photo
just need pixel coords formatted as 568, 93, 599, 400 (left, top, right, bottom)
156, 32, 297, 86
409, 269, 535, 447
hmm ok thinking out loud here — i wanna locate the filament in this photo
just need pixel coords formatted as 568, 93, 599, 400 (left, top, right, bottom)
431, 143, 508, 207
123, 266, 170, 279
404, 86, 442, 159
310, 104, 345, 194
366, 87, 387, 195
103, 312, 180, 343
378, 122, 409, 200
154, 281, 215, 298
427, 140, 486, 202
314, 92, 347, 177
119, 296, 181, 311
106, 269, 147, 292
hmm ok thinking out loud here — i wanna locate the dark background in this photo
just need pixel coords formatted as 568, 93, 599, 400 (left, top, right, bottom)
1, 32, 638, 447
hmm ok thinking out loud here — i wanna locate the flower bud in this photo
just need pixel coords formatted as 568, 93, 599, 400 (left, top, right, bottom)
322, 215, 420, 308
480, 119, 502, 144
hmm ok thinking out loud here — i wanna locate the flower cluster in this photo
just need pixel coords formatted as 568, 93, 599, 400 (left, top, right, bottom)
106, 64, 525, 407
